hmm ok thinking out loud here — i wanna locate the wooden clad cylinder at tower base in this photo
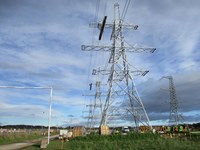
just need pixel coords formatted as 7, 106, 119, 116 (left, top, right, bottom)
72, 126, 85, 137
100, 125, 110, 135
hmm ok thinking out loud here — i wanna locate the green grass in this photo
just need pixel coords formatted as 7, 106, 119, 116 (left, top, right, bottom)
23, 133, 200, 150
0, 132, 43, 145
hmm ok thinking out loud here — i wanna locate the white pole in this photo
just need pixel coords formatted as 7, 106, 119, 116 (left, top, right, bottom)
0, 86, 53, 144
47, 87, 53, 144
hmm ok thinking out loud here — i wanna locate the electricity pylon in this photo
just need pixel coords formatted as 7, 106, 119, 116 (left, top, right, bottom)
82, 3, 155, 129
85, 72, 103, 129
162, 76, 184, 125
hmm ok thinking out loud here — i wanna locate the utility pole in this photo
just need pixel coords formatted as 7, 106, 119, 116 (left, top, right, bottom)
162, 76, 183, 126
82, 2, 155, 129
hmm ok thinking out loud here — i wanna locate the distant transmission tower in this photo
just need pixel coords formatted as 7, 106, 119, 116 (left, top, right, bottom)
82, 2, 156, 129
162, 76, 184, 126
85, 73, 103, 128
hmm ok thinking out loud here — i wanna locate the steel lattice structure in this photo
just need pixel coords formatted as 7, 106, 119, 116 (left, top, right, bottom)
85, 79, 103, 129
82, 3, 155, 129
162, 76, 184, 126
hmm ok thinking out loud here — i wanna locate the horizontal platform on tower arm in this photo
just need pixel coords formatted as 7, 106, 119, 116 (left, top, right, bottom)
89, 22, 139, 30
92, 67, 149, 77
81, 45, 156, 53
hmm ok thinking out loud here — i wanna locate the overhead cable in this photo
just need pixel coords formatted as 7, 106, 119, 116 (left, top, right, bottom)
121, 0, 131, 22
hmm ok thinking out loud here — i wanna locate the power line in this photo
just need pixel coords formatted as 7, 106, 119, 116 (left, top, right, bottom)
83, 0, 102, 128
121, 0, 131, 22
94, 0, 100, 23
103, 0, 108, 17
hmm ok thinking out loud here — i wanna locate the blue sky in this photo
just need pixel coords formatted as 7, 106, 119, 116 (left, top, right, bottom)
0, 0, 200, 127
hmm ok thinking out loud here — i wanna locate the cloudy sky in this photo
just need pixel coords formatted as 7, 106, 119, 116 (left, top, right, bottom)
0, 0, 199, 127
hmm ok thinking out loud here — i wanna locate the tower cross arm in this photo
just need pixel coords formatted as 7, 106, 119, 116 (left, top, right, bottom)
82, 45, 156, 53
130, 70, 149, 76
89, 22, 138, 30
126, 46, 156, 53
82, 45, 112, 51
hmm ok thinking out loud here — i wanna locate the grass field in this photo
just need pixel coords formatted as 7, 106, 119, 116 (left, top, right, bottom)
23, 133, 200, 150
0, 132, 43, 145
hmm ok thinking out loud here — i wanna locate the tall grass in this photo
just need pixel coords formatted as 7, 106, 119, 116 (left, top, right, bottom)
21, 133, 200, 150
65, 133, 199, 150
0, 132, 42, 145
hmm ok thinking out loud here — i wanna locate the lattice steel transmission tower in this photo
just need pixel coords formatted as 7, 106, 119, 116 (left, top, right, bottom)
162, 76, 184, 125
82, 2, 156, 129
85, 73, 103, 129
